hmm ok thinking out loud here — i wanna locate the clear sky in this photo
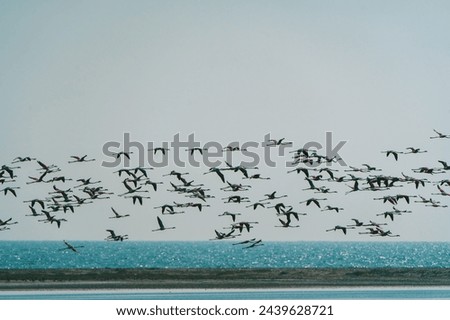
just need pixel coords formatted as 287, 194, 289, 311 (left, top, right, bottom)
0, 0, 449, 241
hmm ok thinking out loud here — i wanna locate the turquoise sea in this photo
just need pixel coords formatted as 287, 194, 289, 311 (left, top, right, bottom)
1, 241, 450, 269
2, 241, 450, 299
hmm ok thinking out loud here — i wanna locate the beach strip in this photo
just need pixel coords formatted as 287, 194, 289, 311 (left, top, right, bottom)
0, 268, 449, 290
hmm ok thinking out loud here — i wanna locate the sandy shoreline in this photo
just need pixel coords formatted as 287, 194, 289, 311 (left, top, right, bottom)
1, 268, 449, 290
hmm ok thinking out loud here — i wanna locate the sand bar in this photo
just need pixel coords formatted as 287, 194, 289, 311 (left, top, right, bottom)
0, 268, 449, 290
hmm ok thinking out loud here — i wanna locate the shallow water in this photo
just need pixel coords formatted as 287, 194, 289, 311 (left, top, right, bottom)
2, 287, 450, 300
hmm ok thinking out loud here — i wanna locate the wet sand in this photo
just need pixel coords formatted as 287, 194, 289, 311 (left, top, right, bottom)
1, 268, 449, 290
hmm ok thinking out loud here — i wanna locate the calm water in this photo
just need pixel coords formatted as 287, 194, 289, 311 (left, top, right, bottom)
2, 288, 450, 300
1, 241, 450, 269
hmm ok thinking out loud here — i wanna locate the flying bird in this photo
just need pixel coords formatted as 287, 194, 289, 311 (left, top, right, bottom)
60, 240, 84, 253
109, 207, 130, 219
430, 129, 450, 139
152, 216, 176, 231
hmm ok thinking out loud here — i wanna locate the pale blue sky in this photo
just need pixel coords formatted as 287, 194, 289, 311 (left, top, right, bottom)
0, 1, 449, 241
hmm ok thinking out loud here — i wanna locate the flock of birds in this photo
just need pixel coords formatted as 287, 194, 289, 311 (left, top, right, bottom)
1, 129, 449, 252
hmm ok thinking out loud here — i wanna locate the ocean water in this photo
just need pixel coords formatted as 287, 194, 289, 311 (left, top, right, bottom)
1, 241, 450, 269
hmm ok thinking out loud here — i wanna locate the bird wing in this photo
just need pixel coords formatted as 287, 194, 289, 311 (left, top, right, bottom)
37, 161, 48, 170
306, 178, 316, 189
157, 217, 164, 230
438, 160, 447, 167
216, 170, 225, 183
111, 207, 120, 217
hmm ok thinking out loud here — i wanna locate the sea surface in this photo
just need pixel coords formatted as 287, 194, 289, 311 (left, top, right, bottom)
1, 241, 449, 269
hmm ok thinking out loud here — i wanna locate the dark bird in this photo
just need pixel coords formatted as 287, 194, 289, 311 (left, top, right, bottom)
36, 160, 58, 172
124, 195, 151, 205
231, 221, 258, 233
373, 195, 398, 205
68, 155, 95, 163
381, 150, 403, 161
430, 129, 450, 139
243, 174, 270, 180
24, 198, 46, 209
113, 151, 133, 159
38, 211, 67, 228
268, 202, 289, 214
404, 147, 427, 154
105, 229, 128, 241
432, 185, 450, 196
223, 145, 247, 152
152, 216, 176, 231
212, 229, 236, 240
287, 167, 311, 177
437, 161, 450, 170
118, 180, 148, 197
12, 156, 36, 163
74, 178, 101, 188
277, 207, 306, 222
220, 182, 251, 192
0, 187, 19, 197
243, 239, 264, 249
218, 211, 241, 222
246, 201, 270, 210
345, 180, 360, 195
347, 219, 364, 227
371, 229, 400, 237
260, 191, 287, 201
109, 207, 130, 219
321, 206, 344, 213
299, 198, 327, 208
187, 202, 210, 212
326, 225, 354, 235
412, 167, 443, 175
26, 205, 44, 217
302, 178, 319, 191
395, 194, 416, 204
149, 147, 169, 155
154, 204, 176, 214
203, 167, 226, 183
186, 147, 207, 155
163, 170, 189, 181
0, 218, 18, 226
142, 179, 163, 191
276, 218, 300, 228
233, 238, 257, 245
319, 168, 338, 179
0, 165, 18, 179
361, 164, 381, 172
265, 138, 292, 146
60, 240, 84, 253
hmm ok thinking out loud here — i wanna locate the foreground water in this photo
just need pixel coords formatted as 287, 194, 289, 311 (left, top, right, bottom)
1, 241, 450, 269
2, 287, 450, 300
